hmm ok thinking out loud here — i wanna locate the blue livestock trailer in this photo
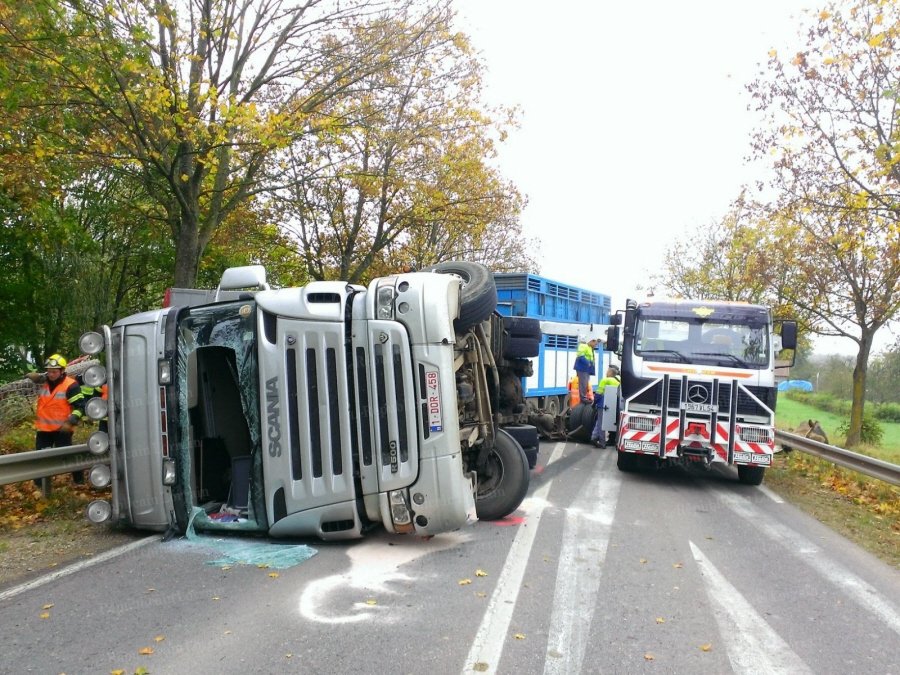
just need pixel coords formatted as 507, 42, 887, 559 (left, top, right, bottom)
494, 273, 612, 416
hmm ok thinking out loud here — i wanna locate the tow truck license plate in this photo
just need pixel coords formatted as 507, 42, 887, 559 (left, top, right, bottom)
683, 402, 717, 413
733, 451, 771, 465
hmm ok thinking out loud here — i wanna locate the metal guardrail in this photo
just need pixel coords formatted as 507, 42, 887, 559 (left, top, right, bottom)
775, 429, 900, 487
0, 444, 106, 486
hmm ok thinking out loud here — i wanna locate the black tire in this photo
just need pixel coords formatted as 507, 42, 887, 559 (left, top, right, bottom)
503, 316, 542, 340
617, 451, 639, 472
475, 429, 531, 520
503, 423, 540, 470
423, 261, 497, 330
566, 401, 596, 442
504, 335, 540, 358
737, 465, 766, 485
542, 395, 561, 417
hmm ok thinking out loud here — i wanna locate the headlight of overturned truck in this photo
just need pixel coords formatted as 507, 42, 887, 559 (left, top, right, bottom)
79, 331, 104, 356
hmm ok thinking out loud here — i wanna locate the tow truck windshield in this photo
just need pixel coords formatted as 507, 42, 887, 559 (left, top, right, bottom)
634, 316, 769, 368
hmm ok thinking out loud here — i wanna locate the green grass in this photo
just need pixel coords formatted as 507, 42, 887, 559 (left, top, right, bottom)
776, 397, 900, 465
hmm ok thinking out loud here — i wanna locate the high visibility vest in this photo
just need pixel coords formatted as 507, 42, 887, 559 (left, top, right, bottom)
36, 375, 77, 431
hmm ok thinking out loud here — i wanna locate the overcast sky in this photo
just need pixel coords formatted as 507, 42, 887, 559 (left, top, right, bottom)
452, 0, 897, 355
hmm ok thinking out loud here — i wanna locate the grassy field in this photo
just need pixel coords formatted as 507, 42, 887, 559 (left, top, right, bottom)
770, 397, 899, 568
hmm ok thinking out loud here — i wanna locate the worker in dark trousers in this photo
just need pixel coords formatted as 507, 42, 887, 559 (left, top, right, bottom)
27, 354, 86, 485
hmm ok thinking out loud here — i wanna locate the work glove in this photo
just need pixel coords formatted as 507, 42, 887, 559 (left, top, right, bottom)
60, 422, 75, 434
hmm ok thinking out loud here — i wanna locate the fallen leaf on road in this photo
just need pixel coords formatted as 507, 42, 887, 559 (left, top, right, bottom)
39, 612, 50, 619
365, 599, 377, 606
475, 592, 487, 598
644, 653, 655, 661
639, 558, 648, 564
268, 572, 279, 579
42, 603, 54, 610
110, 669, 125, 675
475, 569, 488, 577
700, 643, 713, 652
138, 647, 154, 655
154, 635, 165, 643
673, 562, 683, 569
212, 596, 220, 601
459, 578, 472, 585
473, 663, 489, 672
656, 617, 665, 624
135, 667, 149, 675
514, 633, 525, 640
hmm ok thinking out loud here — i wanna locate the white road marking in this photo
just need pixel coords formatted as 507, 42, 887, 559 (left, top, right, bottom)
544, 451, 620, 675
298, 530, 471, 624
759, 485, 784, 503
462, 442, 566, 674
690, 541, 814, 675
717, 490, 900, 635
0, 535, 159, 603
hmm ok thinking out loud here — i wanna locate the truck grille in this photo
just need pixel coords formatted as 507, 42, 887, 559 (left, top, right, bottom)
631, 378, 772, 418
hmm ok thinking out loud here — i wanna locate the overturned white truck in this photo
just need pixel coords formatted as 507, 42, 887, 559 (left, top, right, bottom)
79, 262, 541, 540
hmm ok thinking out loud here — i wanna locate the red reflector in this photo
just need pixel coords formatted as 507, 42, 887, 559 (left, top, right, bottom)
161, 434, 169, 457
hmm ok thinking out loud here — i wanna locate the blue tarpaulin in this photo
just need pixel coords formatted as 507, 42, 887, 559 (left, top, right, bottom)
778, 379, 813, 392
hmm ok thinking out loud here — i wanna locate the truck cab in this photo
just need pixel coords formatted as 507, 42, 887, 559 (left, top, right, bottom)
81, 263, 534, 540
606, 298, 797, 484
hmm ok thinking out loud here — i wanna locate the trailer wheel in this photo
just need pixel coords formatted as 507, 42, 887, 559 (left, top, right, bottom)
737, 465, 766, 485
475, 429, 530, 521
617, 451, 639, 472
542, 395, 562, 417
423, 261, 497, 330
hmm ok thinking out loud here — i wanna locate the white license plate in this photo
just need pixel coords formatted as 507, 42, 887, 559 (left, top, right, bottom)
425, 368, 443, 432
733, 451, 771, 465
623, 440, 658, 452
683, 402, 718, 413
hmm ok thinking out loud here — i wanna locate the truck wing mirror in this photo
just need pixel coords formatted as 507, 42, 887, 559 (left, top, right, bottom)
610, 313, 623, 326
216, 265, 270, 301
780, 321, 797, 350
605, 325, 619, 352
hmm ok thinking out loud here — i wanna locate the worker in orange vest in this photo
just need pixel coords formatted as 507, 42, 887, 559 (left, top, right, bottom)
27, 354, 87, 484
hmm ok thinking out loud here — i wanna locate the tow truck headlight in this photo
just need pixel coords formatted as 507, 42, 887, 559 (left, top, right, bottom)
376, 284, 395, 320
86, 499, 112, 523
162, 459, 176, 486
85, 397, 108, 421
79, 331, 104, 356
89, 463, 111, 488
82, 364, 106, 387
87, 430, 109, 455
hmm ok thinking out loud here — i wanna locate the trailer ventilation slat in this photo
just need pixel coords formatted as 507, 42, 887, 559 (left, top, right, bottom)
326, 348, 342, 475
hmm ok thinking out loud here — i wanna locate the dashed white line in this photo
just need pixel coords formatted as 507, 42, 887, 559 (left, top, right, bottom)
716, 490, 900, 635
544, 451, 620, 675
462, 442, 566, 674
690, 540, 813, 675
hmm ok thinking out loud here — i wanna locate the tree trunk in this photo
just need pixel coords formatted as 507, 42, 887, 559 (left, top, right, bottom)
846, 332, 873, 448
173, 213, 201, 288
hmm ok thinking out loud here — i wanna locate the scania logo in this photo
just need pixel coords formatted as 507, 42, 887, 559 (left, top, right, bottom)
688, 384, 708, 404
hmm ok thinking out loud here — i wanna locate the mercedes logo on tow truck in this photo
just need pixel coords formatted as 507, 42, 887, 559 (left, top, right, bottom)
687, 384, 708, 404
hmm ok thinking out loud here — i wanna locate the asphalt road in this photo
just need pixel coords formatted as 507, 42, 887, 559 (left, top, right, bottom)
2, 441, 898, 675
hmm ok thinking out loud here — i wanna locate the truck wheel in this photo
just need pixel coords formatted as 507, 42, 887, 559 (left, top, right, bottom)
737, 465, 766, 485
503, 316, 542, 339
423, 261, 497, 330
504, 335, 540, 358
475, 429, 530, 521
617, 451, 639, 472
566, 401, 595, 443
